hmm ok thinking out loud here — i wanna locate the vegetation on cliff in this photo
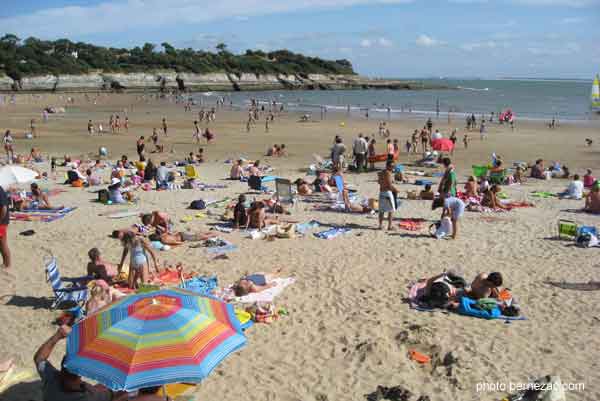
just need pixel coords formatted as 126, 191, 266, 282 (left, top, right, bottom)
0, 34, 355, 81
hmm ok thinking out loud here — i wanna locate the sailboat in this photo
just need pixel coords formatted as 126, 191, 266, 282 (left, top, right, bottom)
592, 74, 600, 113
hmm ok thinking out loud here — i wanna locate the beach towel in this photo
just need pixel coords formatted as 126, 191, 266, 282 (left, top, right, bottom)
226, 277, 295, 304
104, 210, 140, 219
531, 191, 556, 198
314, 227, 352, 239
10, 207, 77, 222
398, 218, 426, 231
295, 220, 320, 234
180, 276, 219, 296
457, 296, 526, 321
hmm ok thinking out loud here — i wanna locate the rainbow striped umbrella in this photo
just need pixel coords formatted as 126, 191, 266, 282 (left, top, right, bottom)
64, 288, 246, 391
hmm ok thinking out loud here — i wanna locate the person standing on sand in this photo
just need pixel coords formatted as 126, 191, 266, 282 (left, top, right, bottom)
426, 117, 433, 133
352, 133, 368, 173
136, 136, 146, 162
480, 120, 486, 140
438, 157, 457, 199
0, 185, 10, 270
87, 120, 94, 136
124, 116, 129, 132
378, 161, 399, 231
3, 130, 14, 163
30, 118, 37, 138
193, 120, 201, 143
162, 117, 168, 136
463, 134, 469, 149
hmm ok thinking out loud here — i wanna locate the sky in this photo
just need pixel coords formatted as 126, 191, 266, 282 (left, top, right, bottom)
1, 0, 599, 79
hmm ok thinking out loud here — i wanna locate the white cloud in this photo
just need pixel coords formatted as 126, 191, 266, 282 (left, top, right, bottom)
0, 0, 416, 38
416, 34, 445, 47
377, 37, 393, 47
360, 39, 373, 48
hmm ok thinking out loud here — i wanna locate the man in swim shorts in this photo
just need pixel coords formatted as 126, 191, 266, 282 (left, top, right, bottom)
378, 161, 399, 231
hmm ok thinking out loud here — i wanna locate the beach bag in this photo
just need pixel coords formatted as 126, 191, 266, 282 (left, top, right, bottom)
430, 217, 452, 239
576, 232, 599, 248
189, 199, 206, 210
98, 189, 110, 204
72, 179, 83, 188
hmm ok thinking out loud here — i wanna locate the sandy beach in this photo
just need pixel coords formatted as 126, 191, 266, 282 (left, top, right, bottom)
0, 93, 599, 401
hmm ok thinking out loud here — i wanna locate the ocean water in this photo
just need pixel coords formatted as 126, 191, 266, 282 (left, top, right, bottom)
194, 79, 596, 122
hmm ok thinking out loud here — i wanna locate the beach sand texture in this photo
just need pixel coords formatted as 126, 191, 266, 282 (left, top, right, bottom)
0, 94, 599, 401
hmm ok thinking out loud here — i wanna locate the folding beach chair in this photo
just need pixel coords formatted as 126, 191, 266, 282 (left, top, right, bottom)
275, 178, 297, 209
44, 255, 90, 309
185, 164, 200, 180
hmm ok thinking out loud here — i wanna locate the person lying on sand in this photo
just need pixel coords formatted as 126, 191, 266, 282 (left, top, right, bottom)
149, 231, 216, 246
467, 272, 503, 299
87, 248, 118, 283
233, 271, 281, 297
420, 270, 467, 309
584, 183, 600, 213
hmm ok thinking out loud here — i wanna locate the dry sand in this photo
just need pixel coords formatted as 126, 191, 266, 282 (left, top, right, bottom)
0, 93, 599, 401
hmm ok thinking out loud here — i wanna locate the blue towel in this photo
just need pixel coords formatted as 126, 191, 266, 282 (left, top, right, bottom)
180, 276, 218, 297
314, 227, 351, 239
261, 175, 278, 183
415, 180, 433, 186
296, 220, 320, 234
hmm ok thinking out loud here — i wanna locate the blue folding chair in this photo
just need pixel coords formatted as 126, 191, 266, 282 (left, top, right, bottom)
44, 255, 90, 309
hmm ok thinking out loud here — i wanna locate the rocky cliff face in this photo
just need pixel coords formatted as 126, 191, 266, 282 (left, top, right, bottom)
3, 71, 445, 92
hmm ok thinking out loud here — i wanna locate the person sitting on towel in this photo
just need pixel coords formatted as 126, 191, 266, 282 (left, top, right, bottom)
233, 194, 248, 228
233, 271, 280, 297
481, 185, 510, 210
584, 182, 600, 213
87, 248, 118, 283
467, 272, 503, 299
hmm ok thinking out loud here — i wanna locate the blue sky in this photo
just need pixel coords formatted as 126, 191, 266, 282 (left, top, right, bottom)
1, 0, 599, 78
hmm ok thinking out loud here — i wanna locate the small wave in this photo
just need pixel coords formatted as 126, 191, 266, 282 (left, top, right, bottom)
458, 86, 489, 92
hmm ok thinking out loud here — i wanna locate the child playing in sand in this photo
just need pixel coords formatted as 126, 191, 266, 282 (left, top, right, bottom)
233, 271, 280, 297
419, 184, 434, 200
118, 232, 159, 289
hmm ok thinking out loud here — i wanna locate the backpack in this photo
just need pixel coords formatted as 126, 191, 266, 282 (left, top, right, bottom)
189, 199, 206, 210
98, 189, 110, 204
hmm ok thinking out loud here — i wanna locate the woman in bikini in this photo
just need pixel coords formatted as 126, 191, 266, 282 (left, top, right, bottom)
118, 232, 159, 289
233, 271, 280, 296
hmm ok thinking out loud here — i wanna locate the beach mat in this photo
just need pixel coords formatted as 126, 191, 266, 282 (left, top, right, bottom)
225, 277, 295, 304
10, 207, 77, 222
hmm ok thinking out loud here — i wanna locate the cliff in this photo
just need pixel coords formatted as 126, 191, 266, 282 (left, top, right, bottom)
2, 71, 449, 93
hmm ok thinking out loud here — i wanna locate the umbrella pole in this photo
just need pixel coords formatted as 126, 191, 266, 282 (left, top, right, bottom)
163, 384, 168, 400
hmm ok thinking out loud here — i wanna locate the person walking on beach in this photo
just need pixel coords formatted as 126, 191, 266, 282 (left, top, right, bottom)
480, 120, 486, 140
162, 117, 168, 136
193, 120, 201, 143
136, 136, 146, 162
411, 129, 418, 153
87, 119, 94, 135
0, 185, 11, 270
426, 117, 433, 133
378, 160, 399, 231
3, 130, 14, 163
463, 134, 469, 149
124, 116, 129, 132
352, 133, 368, 172
30, 118, 37, 138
